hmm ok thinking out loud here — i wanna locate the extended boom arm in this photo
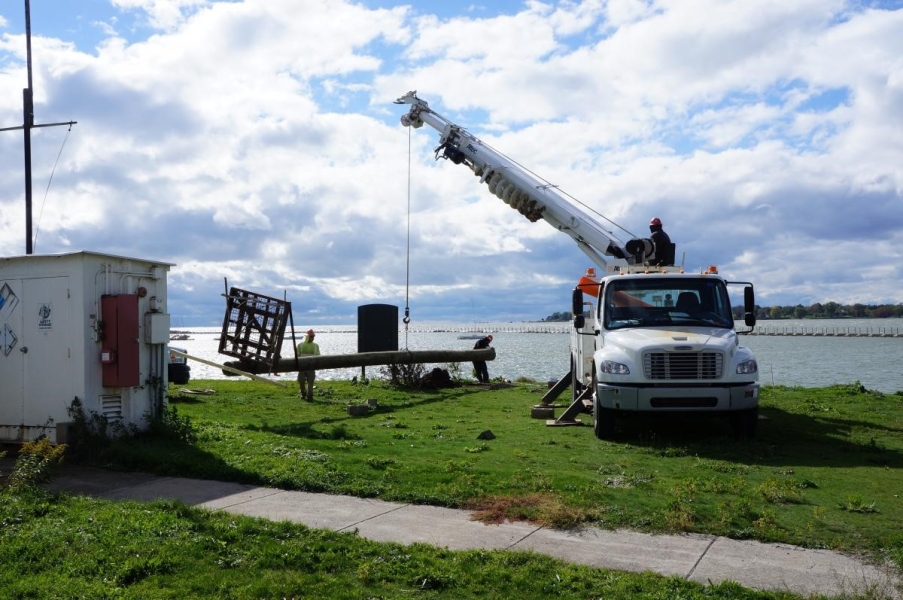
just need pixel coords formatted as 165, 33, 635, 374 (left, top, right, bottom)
395, 91, 641, 270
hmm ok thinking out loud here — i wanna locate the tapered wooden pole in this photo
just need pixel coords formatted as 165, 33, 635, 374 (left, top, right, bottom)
169, 349, 286, 387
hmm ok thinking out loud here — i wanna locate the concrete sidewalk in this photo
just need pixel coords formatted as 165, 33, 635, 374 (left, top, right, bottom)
31, 464, 899, 599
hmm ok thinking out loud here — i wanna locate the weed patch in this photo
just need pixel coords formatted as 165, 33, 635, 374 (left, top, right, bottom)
839, 495, 880, 514
758, 478, 805, 505
463, 443, 489, 453
467, 492, 586, 529
366, 456, 395, 470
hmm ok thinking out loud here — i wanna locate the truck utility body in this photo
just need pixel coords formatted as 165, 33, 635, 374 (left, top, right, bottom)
395, 92, 759, 438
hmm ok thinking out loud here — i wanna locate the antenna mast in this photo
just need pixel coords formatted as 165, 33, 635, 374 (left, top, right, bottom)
0, 0, 77, 254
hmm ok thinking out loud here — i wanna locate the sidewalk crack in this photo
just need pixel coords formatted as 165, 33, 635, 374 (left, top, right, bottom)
505, 526, 544, 550
211, 487, 285, 510
336, 503, 411, 532
686, 536, 717, 580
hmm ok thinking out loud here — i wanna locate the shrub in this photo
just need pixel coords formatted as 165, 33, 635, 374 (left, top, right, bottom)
64, 397, 136, 459
64, 397, 196, 460
381, 362, 426, 388
147, 404, 197, 444
4, 437, 66, 493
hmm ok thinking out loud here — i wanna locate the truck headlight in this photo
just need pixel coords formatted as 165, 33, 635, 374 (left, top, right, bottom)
600, 361, 630, 375
736, 360, 758, 374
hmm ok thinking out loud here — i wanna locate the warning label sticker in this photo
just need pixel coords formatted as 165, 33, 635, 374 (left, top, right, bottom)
1, 323, 17, 356
0, 282, 19, 323
38, 302, 53, 331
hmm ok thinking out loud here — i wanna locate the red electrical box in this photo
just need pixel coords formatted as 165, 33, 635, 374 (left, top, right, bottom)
100, 294, 140, 387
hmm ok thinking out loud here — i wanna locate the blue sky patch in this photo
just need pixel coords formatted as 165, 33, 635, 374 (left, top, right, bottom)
798, 87, 850, 112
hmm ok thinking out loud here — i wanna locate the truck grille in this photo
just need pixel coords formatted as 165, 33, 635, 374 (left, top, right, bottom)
643, 352, 723, 380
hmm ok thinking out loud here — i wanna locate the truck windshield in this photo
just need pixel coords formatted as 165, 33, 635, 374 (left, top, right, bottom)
603, 278, 734, 330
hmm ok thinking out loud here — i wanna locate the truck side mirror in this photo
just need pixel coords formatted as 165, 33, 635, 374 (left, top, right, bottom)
572, 287, 583, 316
572, 287, 585, 329
744, 286, 757, 327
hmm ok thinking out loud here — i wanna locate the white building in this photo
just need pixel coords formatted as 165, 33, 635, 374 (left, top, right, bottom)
0, 251, 173, 443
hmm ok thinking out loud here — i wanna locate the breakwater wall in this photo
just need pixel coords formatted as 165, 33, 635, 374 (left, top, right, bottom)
170, 324, 574, 336
746, 326, 902, 337
171, 325, 903, 337
408, 325, 571, 334
421, 325, 903, 337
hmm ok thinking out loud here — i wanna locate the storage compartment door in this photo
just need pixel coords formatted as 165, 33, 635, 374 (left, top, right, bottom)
22, 277, 72, 423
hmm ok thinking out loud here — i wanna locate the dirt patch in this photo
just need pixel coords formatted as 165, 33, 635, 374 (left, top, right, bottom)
465, 492, 585, 529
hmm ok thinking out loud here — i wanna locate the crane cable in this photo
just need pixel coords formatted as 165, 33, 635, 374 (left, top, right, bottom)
403, 125, 412, 350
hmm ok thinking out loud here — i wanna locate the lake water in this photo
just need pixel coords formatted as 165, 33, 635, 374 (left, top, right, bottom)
170, 318, 903, 394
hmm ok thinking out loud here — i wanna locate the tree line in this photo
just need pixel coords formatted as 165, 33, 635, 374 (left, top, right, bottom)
543, 303, 903, 322
542, 311, 574, 322
736, 302, 903, 320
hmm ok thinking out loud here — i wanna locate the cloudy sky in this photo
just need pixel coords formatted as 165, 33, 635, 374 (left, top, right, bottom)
1, 0, 901, 327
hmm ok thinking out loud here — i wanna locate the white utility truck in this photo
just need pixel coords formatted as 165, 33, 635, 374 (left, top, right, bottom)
395, 92, 760, 438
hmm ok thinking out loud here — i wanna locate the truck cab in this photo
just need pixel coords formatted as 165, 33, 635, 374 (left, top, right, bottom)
573, 266, 759, 439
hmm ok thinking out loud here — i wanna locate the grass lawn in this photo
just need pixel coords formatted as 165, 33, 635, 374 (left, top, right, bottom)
77, 378, 903, 571
0, 487, 803, 599
4, 377, 902, 599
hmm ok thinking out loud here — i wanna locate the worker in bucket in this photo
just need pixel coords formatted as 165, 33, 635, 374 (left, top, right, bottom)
649, 217, 675, 266
296, 329, 320, 401
472, 334, 493, 384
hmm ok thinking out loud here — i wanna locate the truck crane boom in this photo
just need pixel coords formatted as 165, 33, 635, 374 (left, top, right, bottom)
394, 91, 644, 271
396, 91, 760, 440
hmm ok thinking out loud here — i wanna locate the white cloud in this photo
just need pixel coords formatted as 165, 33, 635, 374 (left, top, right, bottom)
111, 0, 209, 31
1, 0, 901, 326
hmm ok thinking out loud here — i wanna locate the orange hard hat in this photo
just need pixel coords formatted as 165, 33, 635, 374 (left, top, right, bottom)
650, 217, 662, 226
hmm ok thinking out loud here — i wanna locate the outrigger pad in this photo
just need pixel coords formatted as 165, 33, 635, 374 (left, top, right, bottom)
531, 406, 555, 419
546, 419, 583, 427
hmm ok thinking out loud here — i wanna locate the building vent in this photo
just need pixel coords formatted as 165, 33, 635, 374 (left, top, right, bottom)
100, 395, 123, 422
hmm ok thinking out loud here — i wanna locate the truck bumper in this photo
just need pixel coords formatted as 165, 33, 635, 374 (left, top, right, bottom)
596, 382, 759, 411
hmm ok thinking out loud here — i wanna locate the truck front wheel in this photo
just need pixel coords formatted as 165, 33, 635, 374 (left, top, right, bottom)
729, 407, 758, 439
594, 406, 616, 440
592, 368, 615, 440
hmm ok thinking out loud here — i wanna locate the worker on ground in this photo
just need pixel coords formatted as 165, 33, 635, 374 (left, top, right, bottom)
472, 334, 493, 384
296, 329, 320, 401
649, 217, 675, 266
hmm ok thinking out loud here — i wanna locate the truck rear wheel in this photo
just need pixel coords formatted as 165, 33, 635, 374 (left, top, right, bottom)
729, 407, 758, 439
